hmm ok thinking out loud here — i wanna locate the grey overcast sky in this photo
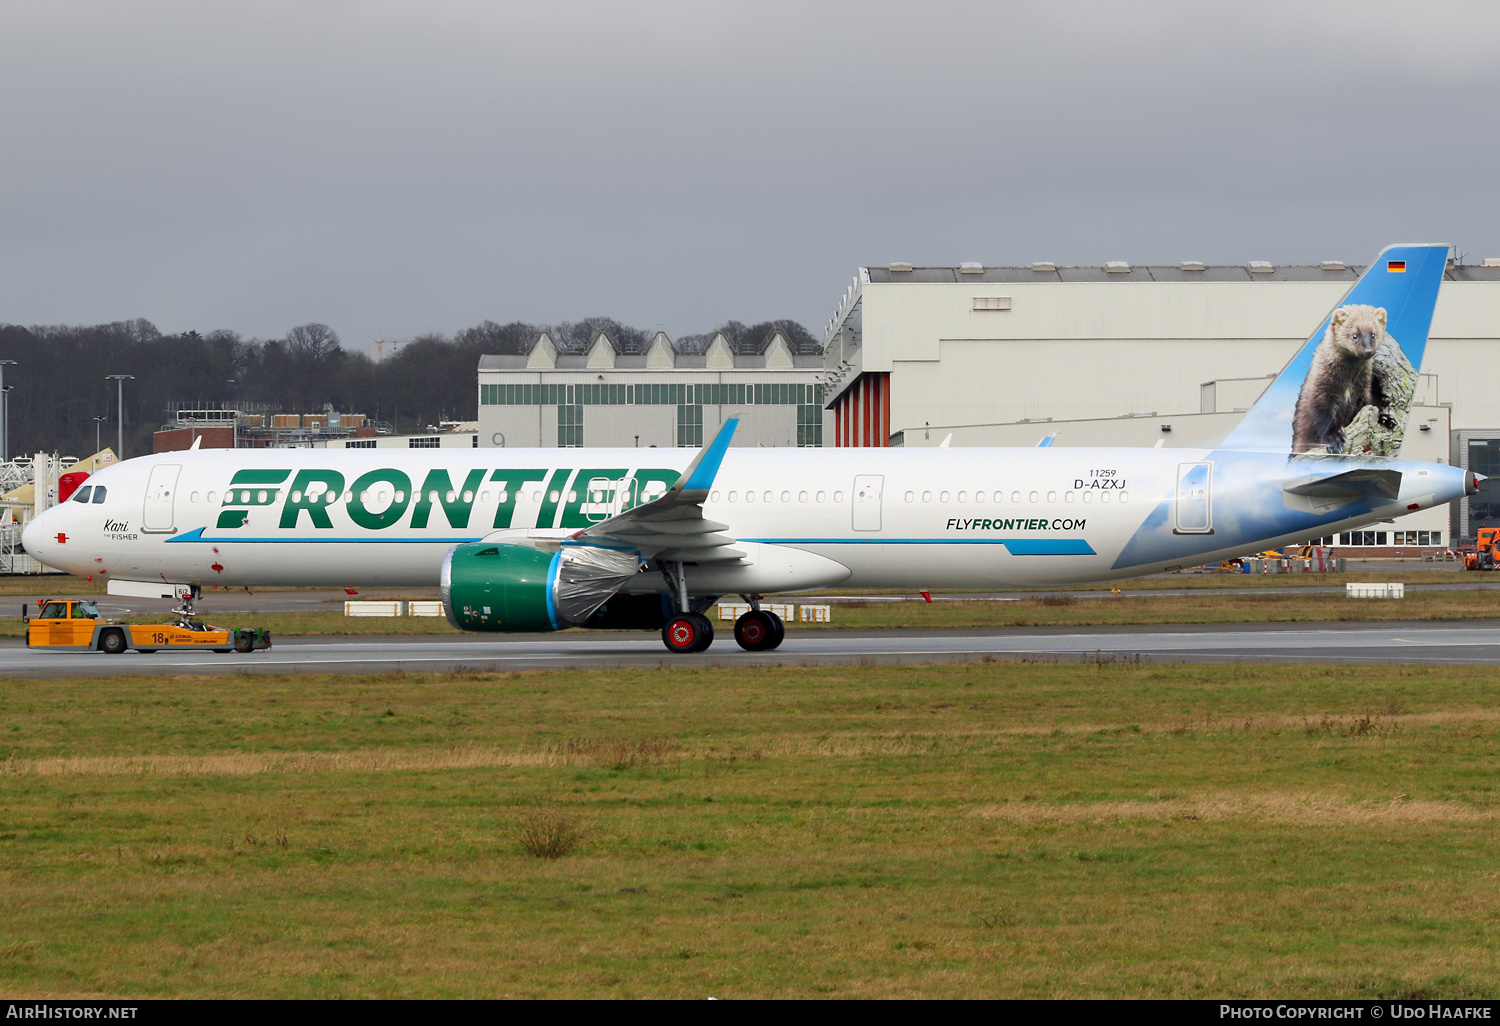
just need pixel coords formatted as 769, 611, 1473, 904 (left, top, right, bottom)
2, 1, 1497, 350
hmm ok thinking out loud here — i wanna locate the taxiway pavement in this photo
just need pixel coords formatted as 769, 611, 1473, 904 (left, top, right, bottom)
4, 620, 1500, 678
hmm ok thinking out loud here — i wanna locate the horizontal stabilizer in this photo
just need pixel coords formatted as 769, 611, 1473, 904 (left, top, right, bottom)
1282, 467, 1402, 514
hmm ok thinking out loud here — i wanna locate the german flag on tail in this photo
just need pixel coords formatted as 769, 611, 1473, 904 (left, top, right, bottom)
1388, 260, 1407, 272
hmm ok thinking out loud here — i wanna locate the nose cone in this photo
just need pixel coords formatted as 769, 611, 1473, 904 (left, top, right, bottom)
21, 510, 57, 558
21, 506, 67, 568
21, 512, 50, 561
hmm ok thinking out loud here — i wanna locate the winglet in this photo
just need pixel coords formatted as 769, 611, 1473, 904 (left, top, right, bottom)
675, 418, 738, 495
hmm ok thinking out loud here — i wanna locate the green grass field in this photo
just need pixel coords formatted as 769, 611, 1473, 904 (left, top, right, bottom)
2, 662, 1497, 998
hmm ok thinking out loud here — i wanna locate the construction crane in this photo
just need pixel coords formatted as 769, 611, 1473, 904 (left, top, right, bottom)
374, 337, 415, 362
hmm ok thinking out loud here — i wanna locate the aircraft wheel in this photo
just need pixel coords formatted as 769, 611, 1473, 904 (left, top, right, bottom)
99, 629, 128, 655
662, 612, 713, 654
734, 610, 778, 651
765, 611, 786, 649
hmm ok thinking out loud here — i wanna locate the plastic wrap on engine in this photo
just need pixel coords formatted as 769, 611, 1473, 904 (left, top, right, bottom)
553, 544, 641, 626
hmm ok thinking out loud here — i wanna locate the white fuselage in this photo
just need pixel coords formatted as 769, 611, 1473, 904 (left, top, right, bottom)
21, 445, 1469, 594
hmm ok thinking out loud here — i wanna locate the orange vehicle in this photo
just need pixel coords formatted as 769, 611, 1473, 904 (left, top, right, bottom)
25, 598, 271, 654
1462, 527, 1500, 571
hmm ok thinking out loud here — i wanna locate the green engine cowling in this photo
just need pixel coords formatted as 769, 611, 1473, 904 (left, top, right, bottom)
442, 542, 561, 632
441, 541, 643, 633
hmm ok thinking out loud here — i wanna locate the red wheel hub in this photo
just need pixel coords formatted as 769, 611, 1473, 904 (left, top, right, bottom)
669, 621, 695, 647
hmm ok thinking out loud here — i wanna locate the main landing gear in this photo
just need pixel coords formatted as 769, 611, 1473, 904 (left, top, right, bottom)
656, 564, 786, 654
732, 607, 784, 652
662, 611, 714, 654
658, 561, 715, 654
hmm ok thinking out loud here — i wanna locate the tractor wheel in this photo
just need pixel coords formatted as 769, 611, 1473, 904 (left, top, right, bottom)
233, 633, 254, 653
100, 629, 127, 655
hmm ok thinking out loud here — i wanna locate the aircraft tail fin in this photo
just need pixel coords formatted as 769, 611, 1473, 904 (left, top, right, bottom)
1220, 244, 1448, 455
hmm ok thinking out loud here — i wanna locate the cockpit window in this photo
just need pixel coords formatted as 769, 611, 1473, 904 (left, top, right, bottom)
72, 486, 92, 503
92, 487, 107, 503
72, 601, 100, 619
40, 602, 67, 619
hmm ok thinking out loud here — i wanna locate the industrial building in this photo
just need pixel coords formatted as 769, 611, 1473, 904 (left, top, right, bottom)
154, 404, 379, 451
476, 329, 826, 449
820, 256, 1500, 550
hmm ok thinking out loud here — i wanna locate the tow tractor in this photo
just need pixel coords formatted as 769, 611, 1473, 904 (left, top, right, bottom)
25, 597, 271, 654
1462, 527, 1500, 571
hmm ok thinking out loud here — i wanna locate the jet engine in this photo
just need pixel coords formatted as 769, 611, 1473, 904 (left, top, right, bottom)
441, 541, 642, 632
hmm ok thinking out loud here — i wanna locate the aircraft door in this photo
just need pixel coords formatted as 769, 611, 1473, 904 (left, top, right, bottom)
583, 476, 634, 522
1173, 462, 1213, 535
852, 474, 883, 532
142, 464, 182, 534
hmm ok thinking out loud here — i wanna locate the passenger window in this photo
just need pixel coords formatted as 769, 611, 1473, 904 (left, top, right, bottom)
816, 491, 826, 503
92, 487, 107, 503
72, 486, 92, 503
940, 491, 950, 503
975, 491, 986, 503
904, 491, 914, 503
957, 491, 967, 503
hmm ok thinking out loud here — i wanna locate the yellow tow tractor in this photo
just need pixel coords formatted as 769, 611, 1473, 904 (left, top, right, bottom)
25, 598, 272, 655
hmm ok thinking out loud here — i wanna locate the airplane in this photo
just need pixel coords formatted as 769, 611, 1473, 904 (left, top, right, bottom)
22, 243, 1481, 654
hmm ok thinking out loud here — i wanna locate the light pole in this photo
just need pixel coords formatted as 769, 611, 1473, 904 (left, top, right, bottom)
0, 360, 15, 462
105, 375, 134, 459
93, 416, 108, 457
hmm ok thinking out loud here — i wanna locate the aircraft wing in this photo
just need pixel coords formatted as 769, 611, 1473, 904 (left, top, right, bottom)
574, 418, 744, 563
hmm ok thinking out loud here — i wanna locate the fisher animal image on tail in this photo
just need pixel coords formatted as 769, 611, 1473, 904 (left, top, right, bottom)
1290, 303, 1416, 456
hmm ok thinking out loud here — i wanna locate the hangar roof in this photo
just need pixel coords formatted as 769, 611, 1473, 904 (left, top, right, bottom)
863, 264, 1500, 284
